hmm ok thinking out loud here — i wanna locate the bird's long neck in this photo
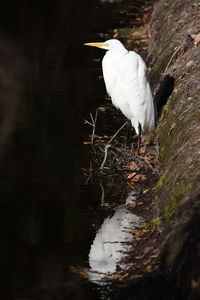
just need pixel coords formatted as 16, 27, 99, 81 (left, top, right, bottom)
109, 47, 128, 59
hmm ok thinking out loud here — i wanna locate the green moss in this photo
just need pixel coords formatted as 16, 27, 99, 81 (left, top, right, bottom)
157, 90, 199, 169
155, 168, 171, 191
162, 1, 189, 20
164, 195, 178, 219
141, 216, 161, 231
162, 104, 171, 114
164, 184, 191, 218
148, 216, 161, 228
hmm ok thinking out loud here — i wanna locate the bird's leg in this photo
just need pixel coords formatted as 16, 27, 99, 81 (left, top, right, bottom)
137, 123, 142, 154
126, 120, 132, 146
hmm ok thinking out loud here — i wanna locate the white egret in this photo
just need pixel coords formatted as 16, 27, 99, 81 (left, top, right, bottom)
84, 39, 155, 149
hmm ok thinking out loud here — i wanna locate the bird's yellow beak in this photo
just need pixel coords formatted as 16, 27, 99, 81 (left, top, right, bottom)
84, 42, 108, 48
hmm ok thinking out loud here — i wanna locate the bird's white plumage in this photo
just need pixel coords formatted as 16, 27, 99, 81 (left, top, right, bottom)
85, 39, 155, 136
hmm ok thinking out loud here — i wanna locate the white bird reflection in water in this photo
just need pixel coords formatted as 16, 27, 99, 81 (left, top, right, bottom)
88, 190, 141, 283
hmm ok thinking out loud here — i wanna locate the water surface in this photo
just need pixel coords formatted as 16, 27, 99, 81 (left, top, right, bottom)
0, 1, 142, 299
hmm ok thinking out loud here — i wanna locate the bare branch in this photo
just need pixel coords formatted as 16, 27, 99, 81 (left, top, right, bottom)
84, 111, 98, 153
100, 144, 111, 170
85, 159, 93, 185
84, 120, 93, 127
100, 183, 106, 206
100, 121, 127, 170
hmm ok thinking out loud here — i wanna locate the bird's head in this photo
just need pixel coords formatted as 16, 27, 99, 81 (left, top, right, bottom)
84, 39, 127, 52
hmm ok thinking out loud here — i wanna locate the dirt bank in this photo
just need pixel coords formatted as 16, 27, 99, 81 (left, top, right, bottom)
148, 0, 200, 299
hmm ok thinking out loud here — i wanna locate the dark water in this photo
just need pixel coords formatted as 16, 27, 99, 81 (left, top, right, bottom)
0, 1, 140, 299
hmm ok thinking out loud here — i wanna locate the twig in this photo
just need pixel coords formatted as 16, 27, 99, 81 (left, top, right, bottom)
100, 144, 111, 170
163, 42, 184, 76
178, 104, 192, 121
100, 183, 105, 206
100, 121, 127, 170
141, 156, 155, 171
84, 111, 98, 153
85, 159, 93, 185
90, 112, 98, 148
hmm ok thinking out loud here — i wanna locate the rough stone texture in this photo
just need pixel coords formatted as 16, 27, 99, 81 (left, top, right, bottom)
148, 0, 200, 299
